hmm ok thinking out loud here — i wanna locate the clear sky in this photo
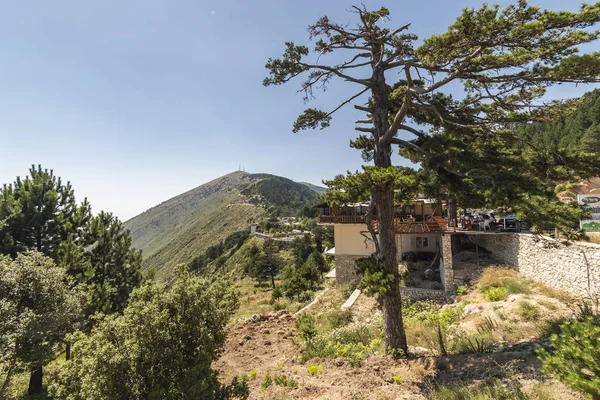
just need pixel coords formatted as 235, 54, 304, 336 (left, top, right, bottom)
1, 0, 597, 220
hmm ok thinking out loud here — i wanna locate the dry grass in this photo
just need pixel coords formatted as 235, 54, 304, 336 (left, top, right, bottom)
518, 300, 541, 321
523, 380, 583, 400
534, 283, 575, 304
478, 266, 519, 291
586, 233, 600, 245
478, 266, 533, 295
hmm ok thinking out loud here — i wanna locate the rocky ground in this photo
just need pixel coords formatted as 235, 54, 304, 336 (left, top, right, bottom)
215, 267, 585, 399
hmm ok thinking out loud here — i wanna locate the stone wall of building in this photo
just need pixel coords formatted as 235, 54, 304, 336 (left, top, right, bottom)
334, 254, 362, 285
473, 233, 600, 298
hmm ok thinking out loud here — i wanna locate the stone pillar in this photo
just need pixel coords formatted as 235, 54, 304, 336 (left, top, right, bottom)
395, 234, 403, 262
440, 234, 455, 293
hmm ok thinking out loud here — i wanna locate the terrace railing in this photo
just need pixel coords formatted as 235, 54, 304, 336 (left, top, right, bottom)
318, 215, 366, 224
318, 215, 452, 233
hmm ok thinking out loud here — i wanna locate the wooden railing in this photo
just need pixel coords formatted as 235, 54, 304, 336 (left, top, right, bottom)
319, 215, 452, 233
318, 215, 366, 224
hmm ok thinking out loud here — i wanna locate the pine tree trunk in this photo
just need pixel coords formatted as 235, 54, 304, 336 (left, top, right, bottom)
369, 61, 409, 357
374, 186, 409, 356
447, 196, 458, 228
66, 342, 71, 361
27, 366, 43, 396
0, 351, 18, 399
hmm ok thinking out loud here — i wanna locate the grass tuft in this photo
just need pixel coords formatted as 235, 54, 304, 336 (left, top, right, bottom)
518, 300, 541, 321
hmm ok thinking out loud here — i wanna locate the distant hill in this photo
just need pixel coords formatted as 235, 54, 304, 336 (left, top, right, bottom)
300, 182, 327, 195
124, 171, 319, 281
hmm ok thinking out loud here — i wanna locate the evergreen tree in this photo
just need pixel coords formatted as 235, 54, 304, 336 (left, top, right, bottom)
290, 234, 313, 264
265, 2, 600, 356
241, 243, 262, 281
281, 263, 311, 301
0, 165, 90, 259
312, 225, 333, 253
537, 318, 600, 399
87, 211, 142, 314
0, 166, 91, 393
306, 250, 328, 280
259, 238, 282, 288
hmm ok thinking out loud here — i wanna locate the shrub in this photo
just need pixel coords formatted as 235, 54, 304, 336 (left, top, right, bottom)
454, 333, 495, 354
574, 298, 600, 325
404, 300, 458, 326
324, 309, 353, 330
271, 286, 282, 301
248, 369, 257, 380
216, 376, 249, 400
274, 374, 297, 388
502, 279, 532, 295
300, 318, 383, 366
306, 364, 323, 376
393, 374, 404, 385
403, 301, 459, 355
456, 286, 468, 296
483, 286, 510, 302
329, 321, 382, 346
303, 335, 381, 367
260, 374, 273, 390
296, 313, 317, 341
518, 300, 541, 321
478, 267, 518, 291
340, 282, 358, 299
272, 301, 287, 311
537, 317, 600, 398
49, 267, 239, 400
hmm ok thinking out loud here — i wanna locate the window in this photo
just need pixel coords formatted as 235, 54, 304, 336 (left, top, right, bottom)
416, 236, 429, 248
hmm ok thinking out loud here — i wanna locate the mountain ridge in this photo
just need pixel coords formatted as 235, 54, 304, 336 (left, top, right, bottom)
124, 170, 320, 281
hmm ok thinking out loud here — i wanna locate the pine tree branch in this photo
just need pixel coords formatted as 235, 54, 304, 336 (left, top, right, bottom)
324, 87, 369, 119
298, 62, 372, 85
356, 126, 376, 133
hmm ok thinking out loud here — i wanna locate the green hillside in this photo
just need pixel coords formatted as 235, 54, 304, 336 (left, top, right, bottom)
124, 171, 319, 281
241, 174, 320, 215
519, 89, 600, 153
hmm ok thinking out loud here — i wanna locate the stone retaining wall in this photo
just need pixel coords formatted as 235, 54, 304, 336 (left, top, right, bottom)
472, 233, 600, 298
399, 287, 447, 303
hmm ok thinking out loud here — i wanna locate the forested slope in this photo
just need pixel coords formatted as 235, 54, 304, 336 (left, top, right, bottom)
520, 89, 600, 153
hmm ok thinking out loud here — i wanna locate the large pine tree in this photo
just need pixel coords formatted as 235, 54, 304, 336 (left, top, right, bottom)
265, 2, 600, 355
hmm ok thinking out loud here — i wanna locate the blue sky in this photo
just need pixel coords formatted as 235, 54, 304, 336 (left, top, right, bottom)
0, 0, 597, 220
